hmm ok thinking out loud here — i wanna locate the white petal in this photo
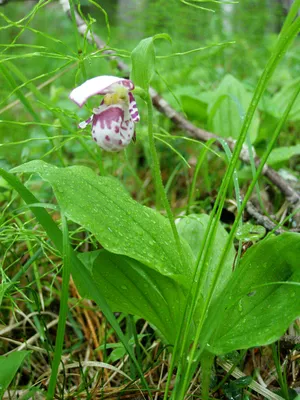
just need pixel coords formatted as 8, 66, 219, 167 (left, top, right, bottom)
69, 76, 134, 107
91, 104, 134, 152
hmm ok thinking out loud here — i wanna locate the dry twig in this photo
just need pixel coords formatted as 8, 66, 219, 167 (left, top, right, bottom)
246, 201, 282, 233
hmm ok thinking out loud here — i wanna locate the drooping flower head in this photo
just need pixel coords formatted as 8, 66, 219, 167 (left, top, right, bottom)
69, 76, 140, 152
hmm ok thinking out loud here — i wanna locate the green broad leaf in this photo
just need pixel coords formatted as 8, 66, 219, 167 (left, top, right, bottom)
110, 346, 127, 363
235, 222, 266, 242
177, 214, 235, 299
208, 75, 259, 143
12, 161, 192, 282
180, 95, 208, 121
271, 77, 300, 121
0, 351, 30, 397
204, 233, 300, 355
76, 250, 188, 344
255, 111, 278, 142
131, 34, 171, 90
267, 144, 300, 165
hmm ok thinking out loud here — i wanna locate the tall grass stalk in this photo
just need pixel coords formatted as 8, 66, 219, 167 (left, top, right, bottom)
47, 214, 71, 399
186, 138, 215, 214
145, 93, 185, 267
272, 342, 289, 400
0, 0, 52, 54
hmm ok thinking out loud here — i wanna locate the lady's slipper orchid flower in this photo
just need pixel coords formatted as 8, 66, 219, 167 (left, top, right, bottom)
69, 75, 140, 152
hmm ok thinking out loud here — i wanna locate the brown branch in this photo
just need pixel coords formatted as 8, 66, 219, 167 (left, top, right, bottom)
60, 0, 300, 209
246, 201, 283, 233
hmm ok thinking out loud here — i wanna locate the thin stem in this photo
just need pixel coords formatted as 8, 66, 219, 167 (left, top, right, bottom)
11, 246, 44, 284
212, 350, 247, 393
271, 343, 289, 400
145, 92, 185, 266
186, 138, 215, 214
47, 215, 71, 400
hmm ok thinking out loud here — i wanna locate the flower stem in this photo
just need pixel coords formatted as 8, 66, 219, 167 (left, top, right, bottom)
145, 92, 185, 265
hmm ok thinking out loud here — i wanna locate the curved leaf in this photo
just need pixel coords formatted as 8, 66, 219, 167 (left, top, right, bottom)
208, 74, 259, 143
271, 77, 300, 121
0, 351, 30, 397
204, 233, 300, 354
131, 34, 171, 90
177, 214, 235, 299
268, 144, 300, 165
77, 250, 188, 344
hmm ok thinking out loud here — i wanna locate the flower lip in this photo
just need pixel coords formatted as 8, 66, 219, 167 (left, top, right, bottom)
69, 75, 135, 107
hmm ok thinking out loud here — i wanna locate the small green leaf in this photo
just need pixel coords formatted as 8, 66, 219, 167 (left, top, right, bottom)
110, 347, 127, 363
271, 77, 300, 121
224, 376, 253, 400
208, 75, 259, 143
0, 351, 30, 397
204, 233, 300, 354
268, 144, 300, 165
233, 376, 253, 388
131, 34, 171, 90
180, 95, 208, 121
235, 222, 266, 242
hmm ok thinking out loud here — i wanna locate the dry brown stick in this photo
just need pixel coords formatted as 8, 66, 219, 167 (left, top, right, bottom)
246, 201, 283, 233
246, 201, 299, 234
60, 0, 299, 208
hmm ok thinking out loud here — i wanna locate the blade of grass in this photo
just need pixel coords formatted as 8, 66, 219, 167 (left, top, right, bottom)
11, 246, 44, 286
186, 138, 215, 214
47, 214, 71, 399
0, 63, 49, 137
0, 60, 73, 108
0, 0, 52, 55
218, 138, 243, 268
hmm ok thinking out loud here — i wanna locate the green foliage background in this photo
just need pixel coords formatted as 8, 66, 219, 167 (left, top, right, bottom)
0, 0, 299, 168
0, 1, 299, 398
